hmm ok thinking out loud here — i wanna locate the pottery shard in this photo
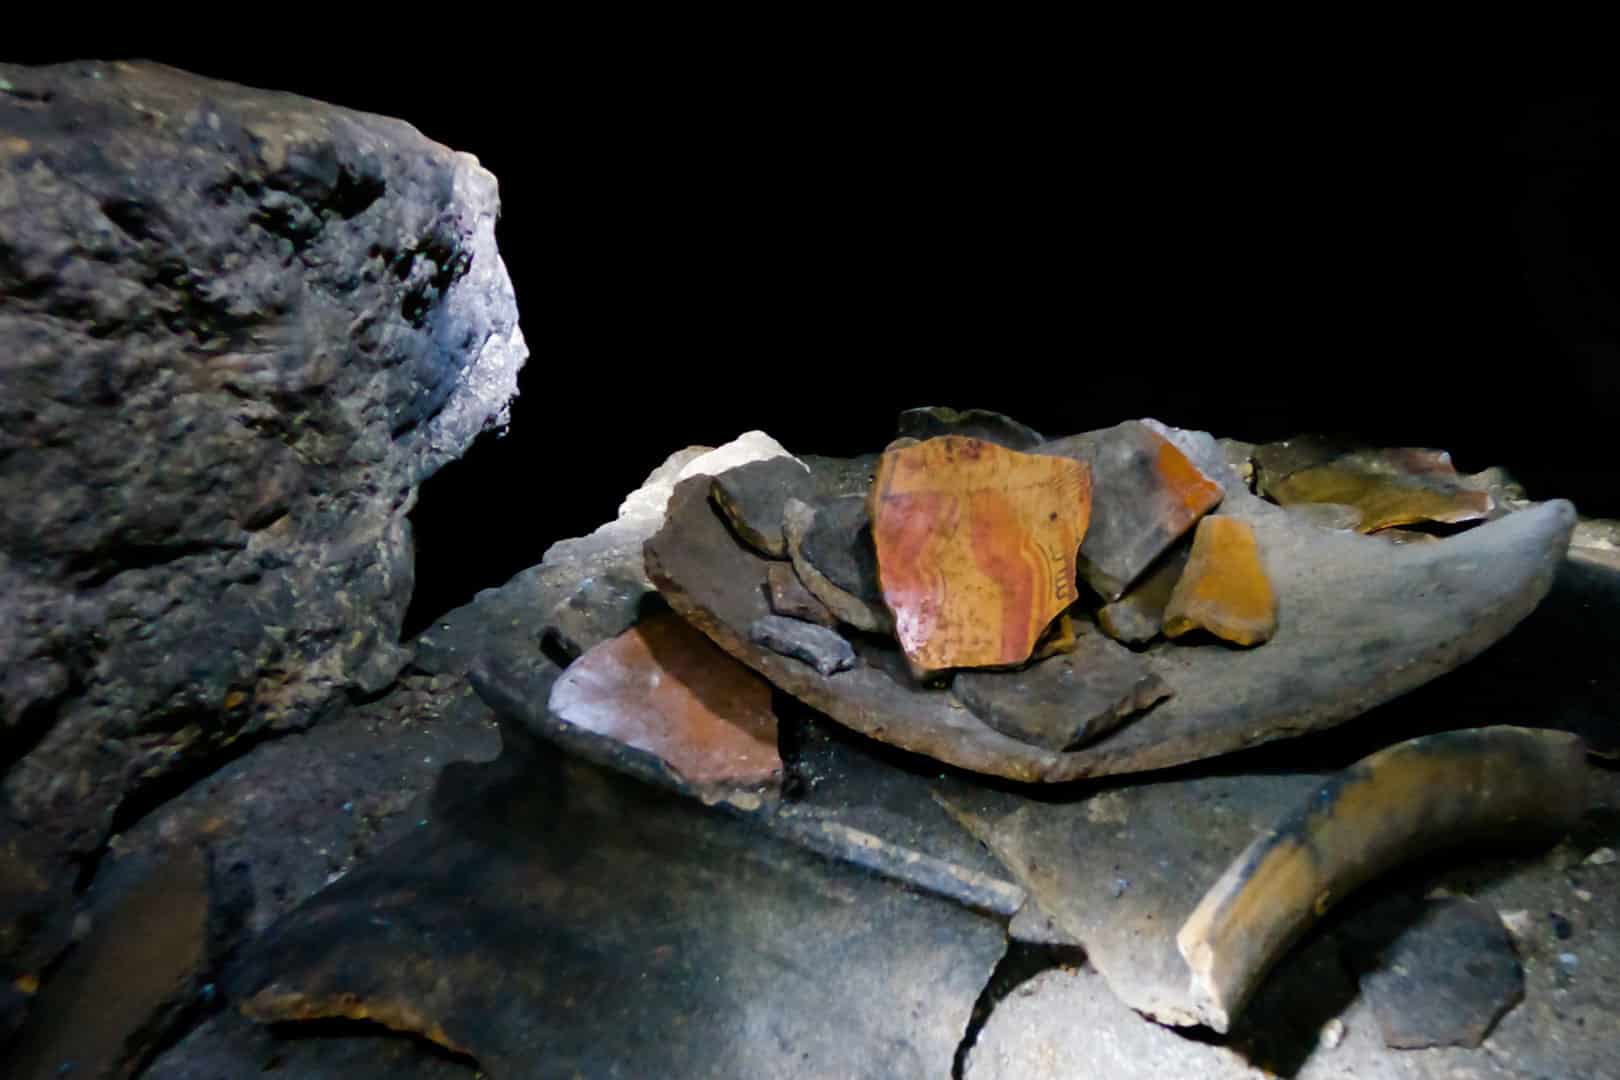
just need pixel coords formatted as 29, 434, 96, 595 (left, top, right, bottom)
869, 437, 1092, 676
765, 563, 837, 626
896, 406, 1046, 451
712, 457, 814, 558
1164, 516, 1277, 646
1346, 896, 1525, 1050
750, 615, 856, 676
1067, 421, 1224, 602
954, 628, 1170, 751
783, 497, 893, 633
1269, 464, 1492, 534
1098, 543, 1191, 646
1253, 436, 1493, 533
547, 614, 781, 792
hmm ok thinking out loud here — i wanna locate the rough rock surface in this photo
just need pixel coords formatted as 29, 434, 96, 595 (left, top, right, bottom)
86, 670, 501, 943
711, 456, 814, 557
0, 59, 525, 977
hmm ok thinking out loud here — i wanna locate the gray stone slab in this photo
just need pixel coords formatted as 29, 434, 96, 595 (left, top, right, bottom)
954, 628, 1169, 751
712, 456, 814, 557
226, 725, 1007, 1079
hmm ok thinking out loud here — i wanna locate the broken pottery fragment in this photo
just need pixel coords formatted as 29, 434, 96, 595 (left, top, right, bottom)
8, 847, 211, 1080
474, 663, 1026, 916
1251, 434, 1360, 495
1343, 895, 1525, 1049
896, 405, 1046, 451
782, 496, 893, 633
1177, 727, 1586, 1033
1281, 501, 1364, 532
233, 728, 1005, 1078
765, 562, 836, 626
954, 627, 1170, 751
646, 425, 1575, 782
711, 457, 814, 558
801, 452, 882, 500
750, 615, 856, 675
1053, 420, 1223, 602
1252, 435, 1494, 533
1269, 463, 1492, 533
1097, 542, 1191, 646
547, 613, 781, 794
1163, 515, 1277, 646
869, 436, 1092, 677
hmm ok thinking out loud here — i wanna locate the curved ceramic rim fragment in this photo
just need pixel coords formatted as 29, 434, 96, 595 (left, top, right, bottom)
1176, 725, 1588, 1032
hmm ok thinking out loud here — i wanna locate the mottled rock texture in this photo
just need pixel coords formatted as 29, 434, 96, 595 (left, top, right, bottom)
0, 60, 524, 975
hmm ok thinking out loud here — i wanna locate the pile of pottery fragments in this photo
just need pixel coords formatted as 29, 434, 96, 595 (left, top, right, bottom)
532, 407, 1586, 1039
202, 407, 1591, 1077
553, 408, 1567, 788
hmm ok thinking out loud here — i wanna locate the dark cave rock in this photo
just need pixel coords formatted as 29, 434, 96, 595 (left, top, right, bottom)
0, 59, 524, 979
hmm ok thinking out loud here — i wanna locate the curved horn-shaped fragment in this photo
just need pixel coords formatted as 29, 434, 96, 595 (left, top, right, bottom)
1176, 726, 1588, 1033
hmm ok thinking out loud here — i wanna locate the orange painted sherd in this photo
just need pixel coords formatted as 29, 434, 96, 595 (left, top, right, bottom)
1163, 516, 1277, 646
548, 614, 781, 790
868, 436, 1092, 676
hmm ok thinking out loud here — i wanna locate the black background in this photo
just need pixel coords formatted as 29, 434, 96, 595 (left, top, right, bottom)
8, 48, 1620, 632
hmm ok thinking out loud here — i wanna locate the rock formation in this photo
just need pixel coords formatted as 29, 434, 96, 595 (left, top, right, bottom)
0, 59, 525, 978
